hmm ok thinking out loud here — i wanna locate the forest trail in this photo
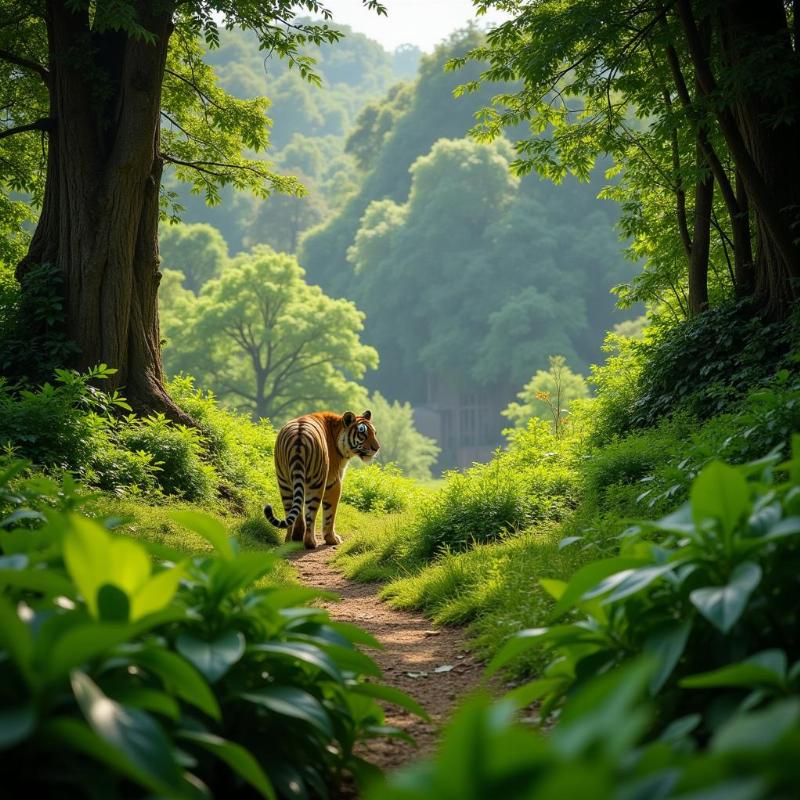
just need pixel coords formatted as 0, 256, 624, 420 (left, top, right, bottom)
288, 543, 485, 773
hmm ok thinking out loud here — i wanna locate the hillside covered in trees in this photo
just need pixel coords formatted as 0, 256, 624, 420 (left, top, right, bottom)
156, 25, 635, 468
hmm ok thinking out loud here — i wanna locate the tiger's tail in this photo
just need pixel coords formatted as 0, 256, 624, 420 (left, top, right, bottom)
264, 459, 305, 529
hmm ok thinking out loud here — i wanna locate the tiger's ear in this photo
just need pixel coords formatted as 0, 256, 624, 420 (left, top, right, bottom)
342, 411, 356, 427
362, 410, 372, 420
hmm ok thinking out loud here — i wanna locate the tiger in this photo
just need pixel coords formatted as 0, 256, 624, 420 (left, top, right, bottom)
264, 410, 380, 549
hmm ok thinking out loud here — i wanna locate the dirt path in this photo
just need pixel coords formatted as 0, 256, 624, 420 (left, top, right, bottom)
288, 544, 485, 773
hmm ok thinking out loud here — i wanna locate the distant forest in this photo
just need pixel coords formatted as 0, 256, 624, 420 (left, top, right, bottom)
158, 23, 637, 466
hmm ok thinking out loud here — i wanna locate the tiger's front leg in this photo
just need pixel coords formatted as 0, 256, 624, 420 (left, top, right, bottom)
322, 478, 342, 546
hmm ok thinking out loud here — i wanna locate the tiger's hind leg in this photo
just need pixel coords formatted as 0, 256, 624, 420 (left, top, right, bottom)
290, 515, 305, 543
322, 478, 342, 546
278, 490, 305, 543
303, 484, 324, 550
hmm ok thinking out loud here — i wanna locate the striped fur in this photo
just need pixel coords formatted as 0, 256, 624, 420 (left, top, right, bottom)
264, 410, 380, 549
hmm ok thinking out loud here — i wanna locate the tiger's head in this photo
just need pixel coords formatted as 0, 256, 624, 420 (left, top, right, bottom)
340, 410, 380, 463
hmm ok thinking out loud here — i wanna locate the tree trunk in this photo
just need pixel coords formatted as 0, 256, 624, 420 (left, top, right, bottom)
732, 170, 755, 299
676, 0, 800, 317
689, 143, 713, 315
16, 0, 191, 422
717, 0, 800, 314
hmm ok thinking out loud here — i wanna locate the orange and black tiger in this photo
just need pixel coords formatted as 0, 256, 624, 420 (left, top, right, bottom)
264, 410, 380, 549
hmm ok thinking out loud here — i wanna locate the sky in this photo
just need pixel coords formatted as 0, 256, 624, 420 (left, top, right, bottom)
326, 0, 510, 52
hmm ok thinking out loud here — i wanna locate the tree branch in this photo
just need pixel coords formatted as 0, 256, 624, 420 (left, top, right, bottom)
0, 117, 51, 141
0, 47, 49, 84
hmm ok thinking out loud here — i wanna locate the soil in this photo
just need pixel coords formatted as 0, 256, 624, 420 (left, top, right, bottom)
288, 542, 487, 775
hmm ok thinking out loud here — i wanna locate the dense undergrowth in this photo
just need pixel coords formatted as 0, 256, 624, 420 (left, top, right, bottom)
2, 297, 799, 798
0, 465, 426, 798
336, 305, 800, 797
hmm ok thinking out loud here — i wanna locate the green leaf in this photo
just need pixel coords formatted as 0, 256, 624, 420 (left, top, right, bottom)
130, 563, 185, 620
242, 686, 334, 737
552, 657, 655, 759
349, 682, 430, 721
42, 717, 174, 795
256, 585, 338, 608
0, 705, 36, 749
316, 641, 382, 677
712, 698, 800, 753
0, 597, 32, 681
588, 563, 678, 605
682, 650, 787, 691
485, 628, 549, 678
503, 677, 564, 709
0, 568, 76, 597
46, 613, 179, 682
178, 730, 276, 800
689, 561, 762, 633
97, 584, 130, 622
690, 461, 750, 535
549, 557, 647, 619
210, 551, 277, 598
249, 642, 343, 682
133, 648, 220, 720
176, 629, 245, 683
643, 619, 692, 694
62, 515, 111, 617
71, 671, 182, 792
170, 510, 233, 559
539, 578, 566, 600
328, 621, 383, 649
108, 687, 181, 721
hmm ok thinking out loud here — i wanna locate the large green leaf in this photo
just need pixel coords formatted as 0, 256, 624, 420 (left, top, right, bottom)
210, 551, 277, 598
46, 612, 180, 681
62, 515, 111, 617
690, 461, 750, 535
130, 563, 186, 620
178, 730, 276, 800
242, 686, 334, 737
71, 671, 182, 792
0, 596, 32, 681
176, 629, 246, 683
349, 682, 430, 721
643, 619, 692, 694
108, 687, 181, 721
328, 621, 383, 650
689, 561, 762, 633
682, 650, 787, 691
133, 648, 220, 720
0, 568, 77, 597
549, 557, 648, 619
587, 562, 679, 605
170, 510, 234, 559
249, 642, 343, 682
42, 717, 174, 796
712, 699, 800, 753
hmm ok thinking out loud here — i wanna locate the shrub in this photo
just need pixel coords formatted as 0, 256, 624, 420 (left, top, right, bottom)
119, 414, 217, 501
490, 445, 800, 722
0, 365, 139, 475
341, 463, 419, 513
0, 262, 80, 381
0, 464, 426, 798
409, 460, 536, 559
168, 376, 277, 505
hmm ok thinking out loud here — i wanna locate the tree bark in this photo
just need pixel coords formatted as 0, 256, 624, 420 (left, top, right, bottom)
16, 0, 191, 422
689, 143, 713, 315
676, 0, 800, 317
